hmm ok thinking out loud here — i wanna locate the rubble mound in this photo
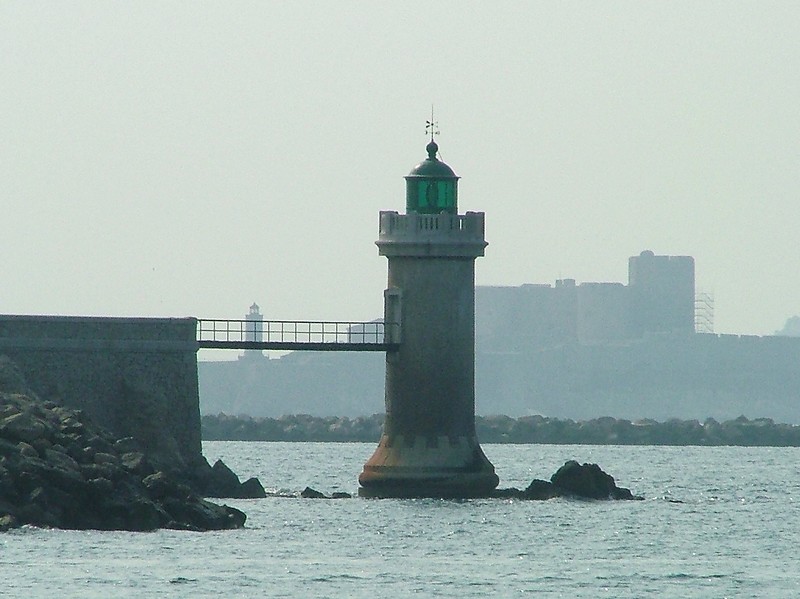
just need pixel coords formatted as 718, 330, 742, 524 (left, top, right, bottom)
0, 391, 246, 532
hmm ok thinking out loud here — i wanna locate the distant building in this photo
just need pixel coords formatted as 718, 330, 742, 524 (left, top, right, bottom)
628, 250, 695, 337
476, 250, 697, 351
776, 316, 800, 337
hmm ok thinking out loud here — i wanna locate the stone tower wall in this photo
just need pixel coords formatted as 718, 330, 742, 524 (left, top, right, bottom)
384, 256, 477, 438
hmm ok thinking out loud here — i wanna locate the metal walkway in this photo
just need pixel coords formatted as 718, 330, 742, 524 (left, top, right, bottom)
196, 318, 399, 352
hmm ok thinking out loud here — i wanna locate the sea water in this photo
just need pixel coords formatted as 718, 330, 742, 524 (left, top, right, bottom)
2, 442, 799, 598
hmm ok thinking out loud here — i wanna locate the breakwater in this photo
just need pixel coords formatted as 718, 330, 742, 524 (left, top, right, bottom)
0, 379, 245, 531
202, 412, 800, 446
0, 315, 200, 471
199, 333, 800, 423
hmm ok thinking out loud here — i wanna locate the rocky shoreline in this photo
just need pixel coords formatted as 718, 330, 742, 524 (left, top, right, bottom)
0, 357, 263, 532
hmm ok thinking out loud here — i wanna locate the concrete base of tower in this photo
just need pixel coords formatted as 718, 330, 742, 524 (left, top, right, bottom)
358, 434, 499, 498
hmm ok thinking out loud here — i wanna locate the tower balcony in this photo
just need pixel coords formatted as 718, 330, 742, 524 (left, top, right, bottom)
377, 211, 487, 258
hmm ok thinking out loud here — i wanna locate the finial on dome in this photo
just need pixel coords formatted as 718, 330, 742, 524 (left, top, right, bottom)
426, 139, 439, 160
425, 105, 439, 159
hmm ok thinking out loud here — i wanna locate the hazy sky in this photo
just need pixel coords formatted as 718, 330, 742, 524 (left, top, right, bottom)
2, 2, 798, 336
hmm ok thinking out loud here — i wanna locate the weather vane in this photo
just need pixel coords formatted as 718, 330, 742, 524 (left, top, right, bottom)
425, 105, 439, 141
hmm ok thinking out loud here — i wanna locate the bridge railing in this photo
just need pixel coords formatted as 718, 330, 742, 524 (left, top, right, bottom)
196, 318, 398, 351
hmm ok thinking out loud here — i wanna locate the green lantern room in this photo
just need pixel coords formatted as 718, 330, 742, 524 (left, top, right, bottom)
405, 140, 459, 215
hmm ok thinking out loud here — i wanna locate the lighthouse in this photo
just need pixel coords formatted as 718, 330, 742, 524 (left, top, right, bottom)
358, 131, 499, 498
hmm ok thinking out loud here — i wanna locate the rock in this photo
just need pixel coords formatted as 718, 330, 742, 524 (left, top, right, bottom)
490, 487, 525, 499
59, 416, 85, 436
143, 471, 177, 501
1, 411, 48, 443
44, 448, 80, 472
121, 451, 152, 476
0, 468, 19, 502
121, 499, 165, 532
0, 388, 249, 532
78, 445, 96, 462
0, 438, 19, 456
17, 501, 58, 528
161, 497, 246, 531
209, 459, 241, 495
80, 462, 112, 482
239, 477, 267, 498
523, 479, 560, 500
201, 459, 266, 499
550, 460, 640, 500
296, 487, 352, 499
300, 486, 326, 499
0, 514, 18, 532
28, 486, 49, 507
87, 477, 114, 496
295, 488, 352, 499
114, 436, 141, 454
31, 437, 52, 454
43, 462, 87, 495
493, 461, 642, 501
93, 452, 118, 466
17, 441, 38, 459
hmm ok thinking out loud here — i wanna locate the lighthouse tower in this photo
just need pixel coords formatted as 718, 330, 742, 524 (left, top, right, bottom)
358, 133, 499, 498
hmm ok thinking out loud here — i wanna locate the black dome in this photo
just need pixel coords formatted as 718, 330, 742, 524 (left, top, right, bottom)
406, 140, 458, 179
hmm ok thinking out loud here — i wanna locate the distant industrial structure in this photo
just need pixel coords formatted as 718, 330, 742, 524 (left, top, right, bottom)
477, 250, 703, 352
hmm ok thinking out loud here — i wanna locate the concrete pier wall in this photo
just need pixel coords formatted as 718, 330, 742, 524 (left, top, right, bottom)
0, 315, 200, 470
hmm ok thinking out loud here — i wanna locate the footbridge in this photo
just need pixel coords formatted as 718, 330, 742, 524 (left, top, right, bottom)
196, 318, 400, 352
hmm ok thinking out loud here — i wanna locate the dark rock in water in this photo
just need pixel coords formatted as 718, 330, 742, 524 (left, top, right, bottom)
523, 479, 561, 500
491, 487, 525, 499
0, 389, 247, 532
493, 461, 642, 501
202, 459, 241, 497
299, 487, 351, 499
239, 477, 267, 498
143, 471, 184, 501
301, 486, 326, 499
492, 480, 561, 500
550, 460, 639, 500
200, 459, 267, 498
161, 496, 246, 532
